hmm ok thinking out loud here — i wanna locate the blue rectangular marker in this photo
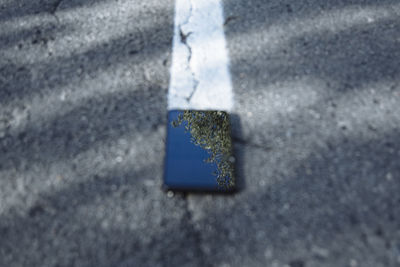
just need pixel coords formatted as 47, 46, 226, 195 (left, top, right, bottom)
163, 110, 235, 192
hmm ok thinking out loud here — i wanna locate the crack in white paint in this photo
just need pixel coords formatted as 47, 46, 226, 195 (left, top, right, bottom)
178, 27, 199, 102
168, 0, 233, 111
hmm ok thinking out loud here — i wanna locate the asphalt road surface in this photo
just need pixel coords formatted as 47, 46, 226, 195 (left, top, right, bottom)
1, 0, 400, 266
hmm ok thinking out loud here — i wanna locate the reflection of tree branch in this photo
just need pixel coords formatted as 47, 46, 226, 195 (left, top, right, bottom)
172, 111, 235, 188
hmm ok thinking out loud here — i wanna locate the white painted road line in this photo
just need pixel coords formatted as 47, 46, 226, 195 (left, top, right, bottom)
168, 0, 233, 111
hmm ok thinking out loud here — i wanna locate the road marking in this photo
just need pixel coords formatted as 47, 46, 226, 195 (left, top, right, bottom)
168, 0, 233, 111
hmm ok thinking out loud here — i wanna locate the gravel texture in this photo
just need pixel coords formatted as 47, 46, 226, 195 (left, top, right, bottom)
1, 0, 400, 266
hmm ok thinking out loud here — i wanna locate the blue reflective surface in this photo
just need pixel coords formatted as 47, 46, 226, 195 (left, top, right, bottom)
164, 110, 235, 191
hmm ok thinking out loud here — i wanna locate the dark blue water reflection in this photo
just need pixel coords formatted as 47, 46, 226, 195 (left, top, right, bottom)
164, 110, 235, 191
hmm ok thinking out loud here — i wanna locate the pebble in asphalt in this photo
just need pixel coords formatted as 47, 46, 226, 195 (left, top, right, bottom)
1, 0, 400, 266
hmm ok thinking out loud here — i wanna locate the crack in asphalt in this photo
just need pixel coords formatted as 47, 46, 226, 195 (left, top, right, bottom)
49, 0, 64, 22
181, 193, 209, 266
51, 0, 64, 14
232, 135, 272, 152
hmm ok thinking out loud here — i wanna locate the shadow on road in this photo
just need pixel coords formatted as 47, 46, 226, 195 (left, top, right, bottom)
0, 0, 399, 266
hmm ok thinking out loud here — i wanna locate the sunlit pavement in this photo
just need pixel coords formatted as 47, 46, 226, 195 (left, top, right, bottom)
1, 0, 400, 266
